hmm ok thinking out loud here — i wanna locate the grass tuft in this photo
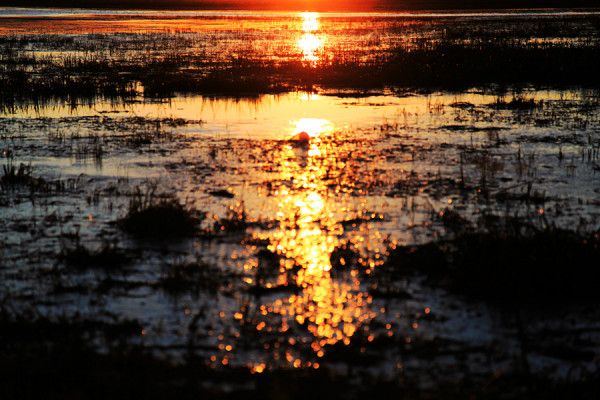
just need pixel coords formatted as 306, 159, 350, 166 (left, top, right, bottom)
118, 186, 203, 239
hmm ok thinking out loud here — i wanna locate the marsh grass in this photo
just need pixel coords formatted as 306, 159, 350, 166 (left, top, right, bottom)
491, 96, 543, 111
2, 158, 33, 185
211, 202, 276, 234
119, 186, 203, 239
2, 13, 600, 400
2, 163, 30, 181
0, 157, 50, 193
2, 298, 599, 400
384, 213, 600, 305
0, 308, 202, 400
2, 15, 600, 107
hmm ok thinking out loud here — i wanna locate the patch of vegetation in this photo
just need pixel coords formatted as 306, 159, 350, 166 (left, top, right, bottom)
1, 158, 45, 189
211, 203, 275, 235
0, 308, 209, 400
119, 187, 203, 239
0, 306, 599, 399
2, 15, 600, 106
209, 189, 235, 199
59, 243, 130, 271
383, 214, 600, 305
490, 96, 543, 110
0, 309, 142, 346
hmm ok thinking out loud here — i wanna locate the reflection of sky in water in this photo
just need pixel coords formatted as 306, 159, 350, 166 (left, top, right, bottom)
12, 90, 576, 139
3, 88, 599, 376
6, 88, 586, 182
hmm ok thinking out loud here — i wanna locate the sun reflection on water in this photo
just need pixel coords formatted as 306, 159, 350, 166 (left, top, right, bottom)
267, 139, 375, 350
291, 117, 333, 138
301, 12, 319, 32
230, 116, 384, 370
298, 12, 325, 65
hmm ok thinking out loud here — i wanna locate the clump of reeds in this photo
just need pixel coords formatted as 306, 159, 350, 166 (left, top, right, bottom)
119, 186, 202, 239
1, 156, 48, 192
491, 96, 543, 111
2, 157, 33, 185
157, 261, 221, 296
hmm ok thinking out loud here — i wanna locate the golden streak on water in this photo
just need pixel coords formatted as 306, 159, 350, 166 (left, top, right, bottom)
298, 12, 325, 65
240, 116, 377, 368
301, 12, 319, 32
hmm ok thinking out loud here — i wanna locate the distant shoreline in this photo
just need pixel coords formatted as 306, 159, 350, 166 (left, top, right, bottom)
2, 0, 599, 12
2, 8, 600, 19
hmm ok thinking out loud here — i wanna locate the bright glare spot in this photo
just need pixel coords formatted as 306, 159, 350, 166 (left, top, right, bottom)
301, 12, 319, 32
298, 33, 323, 64
298, 12, 324, 64
292, 118, 333, 138
300, 92, 320, 101
306, 192, 324, 211
251, 363, 266, 374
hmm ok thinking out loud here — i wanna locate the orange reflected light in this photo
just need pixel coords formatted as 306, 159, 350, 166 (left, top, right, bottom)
238, 116, 377, 366
299, 34, 324, 64
301, 12, 319, 32
291, 118, 333, 138
232, 113, 392, 370
298, 12, 325, 65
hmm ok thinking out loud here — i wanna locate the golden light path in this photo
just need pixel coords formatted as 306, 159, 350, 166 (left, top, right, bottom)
298, 12, 325, 65
234, 114, 384, 374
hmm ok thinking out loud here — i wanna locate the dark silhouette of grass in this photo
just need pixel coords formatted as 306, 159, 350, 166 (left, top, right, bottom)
384, 215, 600, 305
157, 261, 226, 295
5, 43, 600, 103
0, 309, 205, 400
118, 186, 203, 239
491, 96, 543, 110
1, 158, 49, 192
59, 244, 130, 271
2, 160, 34, 185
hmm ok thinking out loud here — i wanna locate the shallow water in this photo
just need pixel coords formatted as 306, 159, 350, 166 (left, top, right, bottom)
2, 8, 600, 389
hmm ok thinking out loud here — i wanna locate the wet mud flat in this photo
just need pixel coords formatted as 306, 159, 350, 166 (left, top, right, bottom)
2, 10, 600, 400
